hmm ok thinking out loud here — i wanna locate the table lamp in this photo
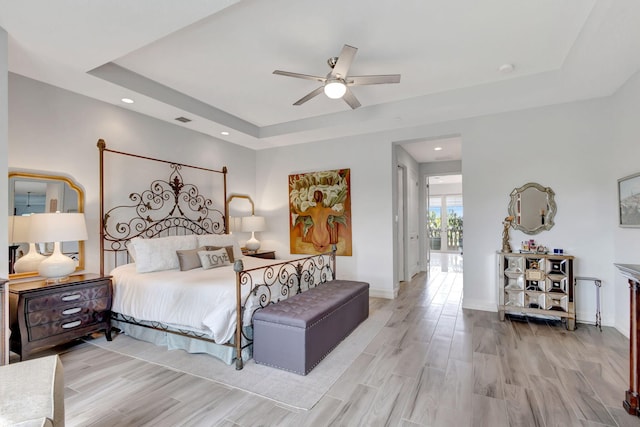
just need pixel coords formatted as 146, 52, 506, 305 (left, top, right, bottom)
28, 212, 88, 281
241, 215, 266, 253
9, 215, 47, 273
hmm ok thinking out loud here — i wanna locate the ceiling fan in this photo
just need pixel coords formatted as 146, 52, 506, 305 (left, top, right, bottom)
273, 44, 401, 109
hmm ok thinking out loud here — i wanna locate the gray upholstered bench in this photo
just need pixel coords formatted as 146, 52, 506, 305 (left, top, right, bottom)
253, 280, 369, 375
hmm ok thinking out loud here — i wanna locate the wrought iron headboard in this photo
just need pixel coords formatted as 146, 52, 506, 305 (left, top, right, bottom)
98, 139, 228, 275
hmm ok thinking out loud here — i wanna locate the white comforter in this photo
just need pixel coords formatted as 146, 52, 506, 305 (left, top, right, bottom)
110, 256, 278, 343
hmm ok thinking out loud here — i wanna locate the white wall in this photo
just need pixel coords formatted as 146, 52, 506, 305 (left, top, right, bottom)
8, 74, 258, 276
459, 101, 614, 321
611, 71, 640, 336
0, 31, 6, 279
420, 160, 462, 178
1, 26, 9, 364
428, 182, 462, 196
256, 135, 395, 298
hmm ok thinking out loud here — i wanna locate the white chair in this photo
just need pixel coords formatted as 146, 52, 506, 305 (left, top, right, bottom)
0, 355, 64, 427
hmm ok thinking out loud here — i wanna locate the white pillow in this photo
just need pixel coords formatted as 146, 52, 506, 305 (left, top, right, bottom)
198, 248, 232, 270
131, 235, 198, 273
126, 240, 136, 262
197, 234, 243, 260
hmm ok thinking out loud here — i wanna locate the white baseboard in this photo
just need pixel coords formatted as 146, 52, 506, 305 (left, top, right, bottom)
614, 312, 630, 338
461, 299, 497, 313
575, 310, 615, 328
615, 324, 630, 339
370, 287, 397, 299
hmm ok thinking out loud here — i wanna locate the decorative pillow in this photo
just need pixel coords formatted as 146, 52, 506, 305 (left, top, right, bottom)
198, 248, 231, 270
197, 234, 243, 260
131, 235, 198, 273
176, 246, 210, 271
205, 245, 235, 263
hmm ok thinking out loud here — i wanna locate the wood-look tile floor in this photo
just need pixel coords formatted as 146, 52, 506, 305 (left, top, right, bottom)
50, 267, 640, 426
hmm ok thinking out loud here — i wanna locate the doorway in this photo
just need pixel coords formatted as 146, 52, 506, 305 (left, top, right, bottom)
427, 174, 463, 272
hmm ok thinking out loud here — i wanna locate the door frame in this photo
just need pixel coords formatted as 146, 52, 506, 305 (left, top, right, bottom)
396, 164, 408, 282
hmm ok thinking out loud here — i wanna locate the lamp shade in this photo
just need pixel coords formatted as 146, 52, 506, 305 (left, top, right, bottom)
229, 216, 243, 233
28, 212, 88, 243
241, 215, 266, 233
8, 215, 31, 244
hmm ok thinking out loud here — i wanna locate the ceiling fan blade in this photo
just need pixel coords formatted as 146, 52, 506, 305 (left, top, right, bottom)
331, 44, 357, 79
273, 70, 326, 83
348, 74, 401, 85
293, 86, 324, 106
342, 87, 361, 109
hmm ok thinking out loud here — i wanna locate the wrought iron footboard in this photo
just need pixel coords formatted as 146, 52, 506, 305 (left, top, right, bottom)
232, 246, 336, 370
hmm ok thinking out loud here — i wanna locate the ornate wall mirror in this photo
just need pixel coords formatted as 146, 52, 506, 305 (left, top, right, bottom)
8, 171, 85, 279
508, 182, 556, 235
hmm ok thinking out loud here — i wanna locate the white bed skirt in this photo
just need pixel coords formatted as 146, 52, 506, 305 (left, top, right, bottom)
112, 319, 252, 365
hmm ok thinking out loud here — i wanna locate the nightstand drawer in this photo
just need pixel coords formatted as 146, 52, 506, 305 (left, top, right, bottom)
25, 283, 110, 312
28, 310, 109, 341
9, 274, 113, 360
26, 297, 111, 327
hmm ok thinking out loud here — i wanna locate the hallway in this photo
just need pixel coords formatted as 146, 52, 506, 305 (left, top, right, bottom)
429, 251, 463, 274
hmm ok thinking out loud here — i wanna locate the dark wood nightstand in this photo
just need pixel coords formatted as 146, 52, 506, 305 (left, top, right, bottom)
9, 273, 112, 360
243, 250, 276, 259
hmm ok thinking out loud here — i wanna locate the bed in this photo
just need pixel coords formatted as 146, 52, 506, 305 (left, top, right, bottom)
97, 140, 335, 369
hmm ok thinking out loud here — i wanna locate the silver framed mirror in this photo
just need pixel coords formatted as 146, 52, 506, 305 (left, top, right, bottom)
8, 171, 85, 279
508, 182, 556, 235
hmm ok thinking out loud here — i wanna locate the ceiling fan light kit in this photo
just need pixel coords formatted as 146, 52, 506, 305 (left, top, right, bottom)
273, 44, 401, 109
324, 79, 347, 99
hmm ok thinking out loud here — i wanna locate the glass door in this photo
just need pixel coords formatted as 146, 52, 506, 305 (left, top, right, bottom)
427, 196, 442, 251
428, 194, 463, 253
445, 195, 463, 253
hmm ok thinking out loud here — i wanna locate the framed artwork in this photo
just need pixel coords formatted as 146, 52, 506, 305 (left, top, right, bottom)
289, 169, 352, 255
618, 172, 640, 227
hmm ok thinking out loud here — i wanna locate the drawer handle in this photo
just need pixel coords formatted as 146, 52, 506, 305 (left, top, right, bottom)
61, 294, 81, 302
62, 307, 82, 315
62, 320, 82, 329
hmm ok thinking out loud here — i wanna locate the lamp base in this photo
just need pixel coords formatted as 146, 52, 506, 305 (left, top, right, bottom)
245, 232, 261, 253
38, 242, 76, 281
14, 243, 47, 273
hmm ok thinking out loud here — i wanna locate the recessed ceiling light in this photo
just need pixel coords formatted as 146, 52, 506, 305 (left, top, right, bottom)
121, 98, 134, 104
434, 146, 443, 151
221, 131, 230, 136
498, 63, 515, 74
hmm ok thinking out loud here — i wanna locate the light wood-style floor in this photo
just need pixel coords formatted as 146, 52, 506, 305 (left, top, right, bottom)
44, 264, 640, 426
